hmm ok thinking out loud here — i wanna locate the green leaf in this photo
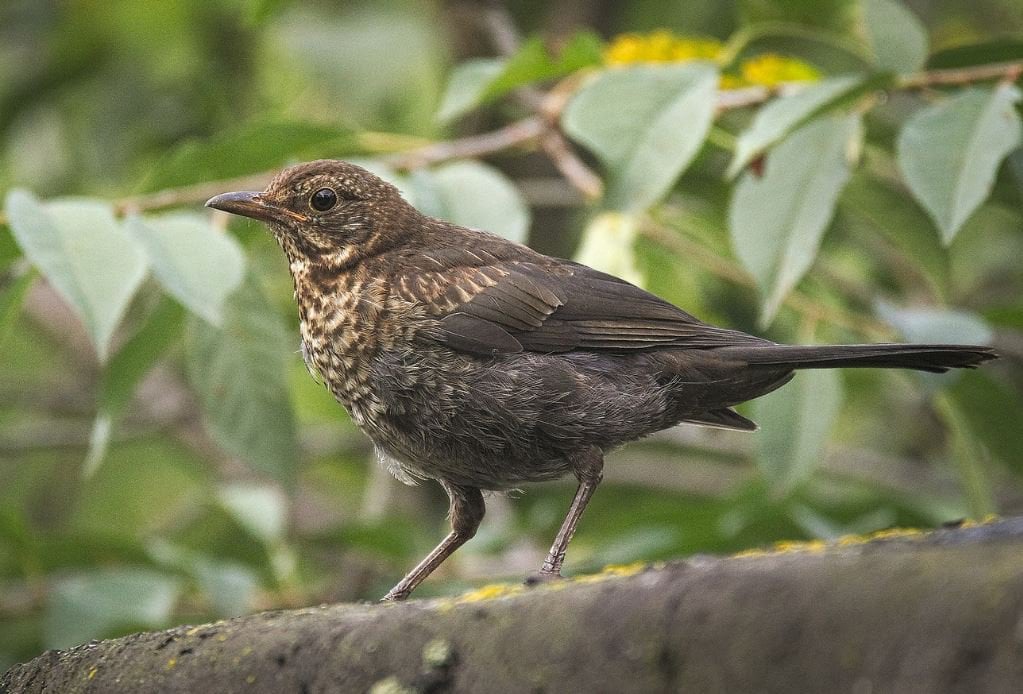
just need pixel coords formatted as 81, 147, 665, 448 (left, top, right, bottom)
949, 371, 1023, 475
934, 393, 996, 518
858, 0, 928, 74
85, 298, 187, 476
753, 369, 844, 494
563, 63, 718, 211
574, 211, 643, 286
897, 84, 1022, 244
728, 74, 866, 178
436, 33, 603, 123
838, 173, 950, 297
44, 568, 182, 648
186, 275, 299, 486
0, 266, 36, 349
729, 114, 863, 325
436, 58, 504, 123
218, 483, 287, 544
147, 539, 259, 617
4, 191, 148, 362
875, 303, 994, 346
141, 120, 354, 192
409, 161, 530, 242
128, 213, 245, 325
97, 298, 187, 420
481, 32, 604, 102
927, 39, 1023, 70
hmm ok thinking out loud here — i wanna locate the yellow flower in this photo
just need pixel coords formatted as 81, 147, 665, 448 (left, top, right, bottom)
604, 30, 724, 66
740, 53, 821, 87
603, 32, 822, 90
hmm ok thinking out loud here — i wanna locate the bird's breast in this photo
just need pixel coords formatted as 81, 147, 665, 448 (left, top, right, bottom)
293, 270, 435, 428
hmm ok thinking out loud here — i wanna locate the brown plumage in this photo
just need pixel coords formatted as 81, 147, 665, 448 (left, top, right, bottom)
206, 159, 997, 601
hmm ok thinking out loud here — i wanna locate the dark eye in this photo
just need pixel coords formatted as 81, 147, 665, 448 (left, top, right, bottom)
310, 188, 338, 212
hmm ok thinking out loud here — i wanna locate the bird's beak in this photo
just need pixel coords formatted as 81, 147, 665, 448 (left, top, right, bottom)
205, 191, 302, 224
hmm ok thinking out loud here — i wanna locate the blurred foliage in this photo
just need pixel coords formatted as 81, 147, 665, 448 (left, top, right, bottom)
1, 0, 1022, 670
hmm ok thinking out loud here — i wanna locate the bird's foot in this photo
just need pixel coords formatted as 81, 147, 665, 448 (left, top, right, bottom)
524, 570, 564, 587
380, 587, 411, 602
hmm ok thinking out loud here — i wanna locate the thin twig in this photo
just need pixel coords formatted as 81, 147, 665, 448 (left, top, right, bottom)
898, 60, 1023, 89
386, 116, 546, 170
114, 172, 277, 216
480, 1, 604, 200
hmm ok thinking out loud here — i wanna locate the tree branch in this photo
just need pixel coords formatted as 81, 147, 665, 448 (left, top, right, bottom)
6, 517, 1023, 693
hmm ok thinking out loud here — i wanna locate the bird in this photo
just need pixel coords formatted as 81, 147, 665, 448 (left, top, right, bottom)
206, 159, 997, 601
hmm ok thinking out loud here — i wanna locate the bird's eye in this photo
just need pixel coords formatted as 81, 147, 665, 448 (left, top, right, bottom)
310, 188, 338, 212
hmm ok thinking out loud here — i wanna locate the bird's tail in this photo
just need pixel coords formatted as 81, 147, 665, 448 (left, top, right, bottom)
715, 343, 997, 374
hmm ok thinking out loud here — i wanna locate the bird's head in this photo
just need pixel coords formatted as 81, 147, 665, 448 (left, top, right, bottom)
206, 160, 418, 266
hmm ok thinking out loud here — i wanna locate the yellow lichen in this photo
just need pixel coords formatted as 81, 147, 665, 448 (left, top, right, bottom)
455, 583, 525, 603
422, 638, 453, 668
165, 658, 176, 670
87, 666, 98, 680
572, 561, 652, 585
246, 675, 256, 684
369, 676, 415, 694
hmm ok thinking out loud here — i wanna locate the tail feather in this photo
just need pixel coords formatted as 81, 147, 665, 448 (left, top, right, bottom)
716, 343, 997, 374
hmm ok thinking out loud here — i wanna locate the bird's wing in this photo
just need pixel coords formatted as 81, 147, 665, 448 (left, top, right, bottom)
393, 248, 763, 355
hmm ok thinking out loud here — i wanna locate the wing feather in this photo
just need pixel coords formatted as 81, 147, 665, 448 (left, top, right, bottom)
393, 252, 765, 356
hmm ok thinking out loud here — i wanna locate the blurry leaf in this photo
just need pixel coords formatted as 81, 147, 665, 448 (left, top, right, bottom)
191, 559, 259, 617
85, 298, 187, 476
142, 121, 353, 192
574, 211, 644, 286
244, 0, 289, 25
0, 266, 36, 349
934, 394, 997, 518
729, 114, 863, 325
876, 303, 994, 345
858, 0, 928, 74
148, 539, 259, 618
437, 33, 603, 123
563, 63, 718, 211
217, 483, 287, 544
186, 276, 299, 485
436, 58, 504, 123
876, 302, 994, 391
753, 369, 844, 494
410, 161, 530, 242
723, 21, 874, 74
4, 191, 148, 362
728, 74, 866, 177
97, 298, 187, 420
587, 526, 681, 565
128, 213, 245, 325
927, 39, 1023, 70
839, 173, 950, 296
481, 33, 604, 101
896, 85, 1022, 244
949, 371, 1023, 474
44, 568, 181, 648
83, 415, 113, 480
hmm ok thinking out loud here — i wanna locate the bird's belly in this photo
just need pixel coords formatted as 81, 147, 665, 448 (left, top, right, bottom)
344, 347, 683, 489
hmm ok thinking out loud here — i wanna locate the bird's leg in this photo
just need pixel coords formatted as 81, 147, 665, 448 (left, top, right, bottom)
534, 447, 604, 581
381, 481, 485, 602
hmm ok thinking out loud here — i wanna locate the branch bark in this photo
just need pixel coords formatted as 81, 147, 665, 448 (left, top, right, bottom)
5, 517, 1023, 693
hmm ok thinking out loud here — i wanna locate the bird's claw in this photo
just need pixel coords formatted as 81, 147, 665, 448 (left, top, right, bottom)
524, 570, 564, 587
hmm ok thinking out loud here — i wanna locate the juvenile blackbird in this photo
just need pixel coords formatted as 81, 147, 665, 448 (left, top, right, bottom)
207, 160, 997, 601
